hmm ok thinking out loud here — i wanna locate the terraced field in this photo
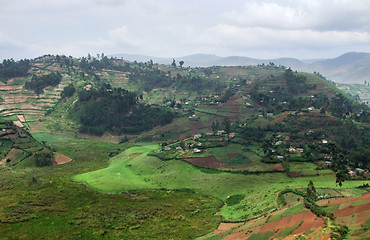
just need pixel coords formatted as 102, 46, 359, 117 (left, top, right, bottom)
0, 61, 72, 130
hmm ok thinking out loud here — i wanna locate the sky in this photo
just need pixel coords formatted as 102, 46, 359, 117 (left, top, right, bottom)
1, 0, 370, 60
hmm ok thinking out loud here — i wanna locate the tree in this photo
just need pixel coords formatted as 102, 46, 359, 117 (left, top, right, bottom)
306, 180, 317, 200
35, 152, 54, 167
171, 59, 177, 67
179, 61, 184, 68
222, 118, 231, 134
335, 170, 345, 187
212, 120, 220, 131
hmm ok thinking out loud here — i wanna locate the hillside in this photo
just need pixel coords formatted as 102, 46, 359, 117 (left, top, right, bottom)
0, 55, 369, 239
0, 116, 55, 167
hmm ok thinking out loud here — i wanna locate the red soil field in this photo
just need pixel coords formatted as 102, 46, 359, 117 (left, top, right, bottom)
206, 193, 370, 240
52, 152, 72, 165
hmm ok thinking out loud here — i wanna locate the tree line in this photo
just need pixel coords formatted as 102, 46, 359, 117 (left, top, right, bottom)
25, 72, 62, 94
0, 58, 30, 83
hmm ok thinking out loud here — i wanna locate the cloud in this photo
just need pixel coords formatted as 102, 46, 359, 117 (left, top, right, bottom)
0, 0, 370, 60
223, 0, 370, 32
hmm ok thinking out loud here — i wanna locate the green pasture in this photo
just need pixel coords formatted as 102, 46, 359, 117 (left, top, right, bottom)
74, 144, 370, 221
208, 143, 251, 165
289, 162, 321, 176
1, 134, 222, 240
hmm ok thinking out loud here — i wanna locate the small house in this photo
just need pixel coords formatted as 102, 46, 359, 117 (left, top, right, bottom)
192, 148, 201, 153
194, 134, 202, 139
296, 148, 304, 153
228, 133, 236, 138
289, 147, 296, 153
217, 130, 225, 135
275, 141, 283, 146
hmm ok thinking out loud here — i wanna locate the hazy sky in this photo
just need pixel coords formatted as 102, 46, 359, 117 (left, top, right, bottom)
1, 0, 370, 60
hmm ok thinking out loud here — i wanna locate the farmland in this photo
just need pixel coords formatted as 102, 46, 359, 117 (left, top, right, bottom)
1, 55, 369, 239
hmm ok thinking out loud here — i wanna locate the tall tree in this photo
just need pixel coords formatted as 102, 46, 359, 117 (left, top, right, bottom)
222, 118, 231, 134
171, 59, 177, 67
335, 170, 345, 187
179, 61, 184, 68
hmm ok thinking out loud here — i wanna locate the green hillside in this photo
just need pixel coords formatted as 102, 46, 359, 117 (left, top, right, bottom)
0, 55, 369, 239
0, 116, 54, 167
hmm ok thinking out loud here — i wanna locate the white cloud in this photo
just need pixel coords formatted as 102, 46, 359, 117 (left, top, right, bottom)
223, 0, 370, 31
0, 0, 370, 60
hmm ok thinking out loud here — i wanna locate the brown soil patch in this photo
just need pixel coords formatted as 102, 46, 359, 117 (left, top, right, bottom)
179, 134, 187, 140
13, 121, 24, 128
3, 134, 17, 139
270, 112, 289, 125
188, 121, 205, 133
225, 97, 242, 112
6, 77, 22, 85
333, 202, 370, 218
212, 222, 243, 234
17, 115, 26, 122
292, 211, 325, 235
208, 193, 370, 240
269, 163, 284, 171
52, 153, 72, 165
3, 148, 24, 163
355, 209, 370, 225
0, 85, 23, 91
325, 193, 370, 207
288, 171, 302, 177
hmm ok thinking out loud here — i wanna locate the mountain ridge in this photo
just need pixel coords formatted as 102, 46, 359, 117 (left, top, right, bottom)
111, 52, 370, 83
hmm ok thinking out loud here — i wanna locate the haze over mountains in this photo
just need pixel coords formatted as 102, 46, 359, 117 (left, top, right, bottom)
112, 52, 370, 84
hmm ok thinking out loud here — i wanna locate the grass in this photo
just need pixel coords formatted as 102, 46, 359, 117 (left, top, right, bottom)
275, 222, 302, 239
226, 194, 245, 206
2, 62, 369, 239
0, 135, 222, 240
73, 143, 370, 222
289, 162, 321, 176
247, 231, 275, 240
208, 144, 251, 165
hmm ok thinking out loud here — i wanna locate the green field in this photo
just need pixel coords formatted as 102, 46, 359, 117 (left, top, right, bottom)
74, 144, 369, 222
1, 56, 370, 239
0, 135, 222, 239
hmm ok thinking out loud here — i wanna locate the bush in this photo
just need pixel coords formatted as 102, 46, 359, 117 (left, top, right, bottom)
35, 152, 54, 167
226, 194, 245, 206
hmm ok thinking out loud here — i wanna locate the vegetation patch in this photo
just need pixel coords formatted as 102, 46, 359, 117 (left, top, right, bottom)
247, 231, 275, 240
226, 194, 245, 206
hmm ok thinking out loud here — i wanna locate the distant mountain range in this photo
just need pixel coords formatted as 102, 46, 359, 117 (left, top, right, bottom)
111, 52, 370, 84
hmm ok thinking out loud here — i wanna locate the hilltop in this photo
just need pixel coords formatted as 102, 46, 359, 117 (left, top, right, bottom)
112, 52, 370, 83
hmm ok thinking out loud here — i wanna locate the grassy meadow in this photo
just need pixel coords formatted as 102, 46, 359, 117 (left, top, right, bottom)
73, 143, 369, 222
0, 134, 222, 239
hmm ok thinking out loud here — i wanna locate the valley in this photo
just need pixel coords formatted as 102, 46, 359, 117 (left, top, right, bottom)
0, 55, 369, 239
